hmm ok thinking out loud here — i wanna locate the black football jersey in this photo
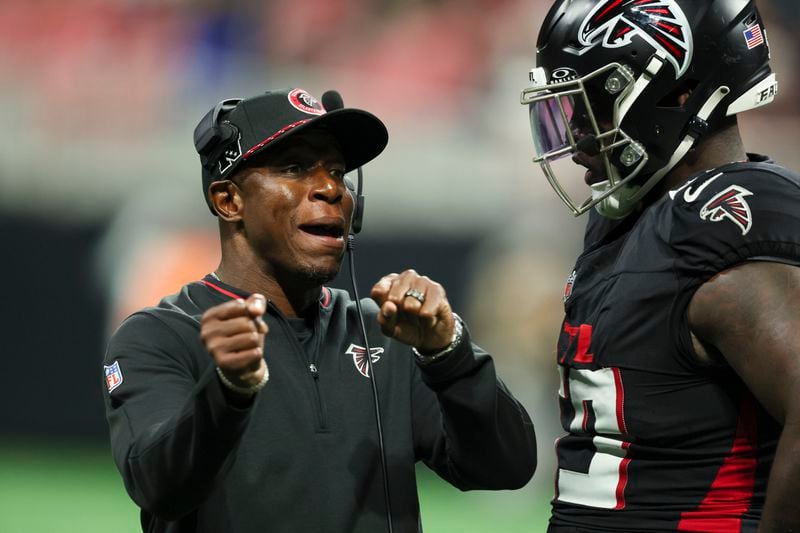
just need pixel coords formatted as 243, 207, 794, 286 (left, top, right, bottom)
549, 156, 800, 532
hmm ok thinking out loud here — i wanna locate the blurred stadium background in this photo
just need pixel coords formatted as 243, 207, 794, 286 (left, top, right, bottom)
0, 0, 797, 531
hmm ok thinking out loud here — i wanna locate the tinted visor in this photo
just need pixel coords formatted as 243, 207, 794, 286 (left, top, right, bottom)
528, 94, 576, 160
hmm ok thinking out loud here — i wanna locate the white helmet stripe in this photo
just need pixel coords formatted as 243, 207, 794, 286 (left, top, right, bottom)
617, 52, 667, 123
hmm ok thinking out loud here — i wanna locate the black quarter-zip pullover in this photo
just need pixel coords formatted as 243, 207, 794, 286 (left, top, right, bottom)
103, 275, 537, 533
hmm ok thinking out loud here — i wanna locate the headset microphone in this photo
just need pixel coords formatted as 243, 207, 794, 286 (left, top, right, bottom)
322, 90, 365, 234
324, 89, 393, 533
321, 90, 344, 113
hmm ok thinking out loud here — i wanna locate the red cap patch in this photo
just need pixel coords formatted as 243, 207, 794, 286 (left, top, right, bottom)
288, 89, 325, 115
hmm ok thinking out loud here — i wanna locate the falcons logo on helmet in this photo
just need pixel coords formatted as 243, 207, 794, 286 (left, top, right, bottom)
346, 344, 385, 378
577, 0, 694, 78
699, 185, 754, 235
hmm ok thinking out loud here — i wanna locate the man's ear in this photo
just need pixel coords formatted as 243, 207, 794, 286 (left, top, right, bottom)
208, 180, 244, 221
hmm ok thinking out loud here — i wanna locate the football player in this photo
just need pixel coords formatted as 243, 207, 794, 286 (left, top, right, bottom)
521, 1, 800, 531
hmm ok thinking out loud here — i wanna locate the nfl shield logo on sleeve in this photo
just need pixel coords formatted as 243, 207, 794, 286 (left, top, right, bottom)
104, 361, 124, 393
564, 270, 577, 303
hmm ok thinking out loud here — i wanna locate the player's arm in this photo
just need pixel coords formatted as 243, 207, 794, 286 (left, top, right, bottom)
371, 270, 537, 490
689, 261, 800, 533
104, 295, 266, 520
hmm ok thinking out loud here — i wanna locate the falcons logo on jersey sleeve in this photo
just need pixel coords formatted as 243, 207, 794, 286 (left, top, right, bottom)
577, 0, 694, 77
699, 185, 754, 235
346, 344, 385, 378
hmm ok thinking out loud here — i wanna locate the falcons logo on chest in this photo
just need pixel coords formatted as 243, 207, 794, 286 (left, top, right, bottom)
577, 0, 694, 77
699, 185, 754, 236
346, 344, 385, 378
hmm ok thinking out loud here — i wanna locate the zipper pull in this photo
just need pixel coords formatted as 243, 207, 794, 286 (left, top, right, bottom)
309, 363, 319, 379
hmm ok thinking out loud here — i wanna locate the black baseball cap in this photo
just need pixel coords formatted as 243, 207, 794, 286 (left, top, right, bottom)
193, 88, 389, 212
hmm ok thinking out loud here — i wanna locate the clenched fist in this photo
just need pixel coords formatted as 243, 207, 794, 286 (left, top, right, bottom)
200, 294, 268, 392
371, 270, 456, 354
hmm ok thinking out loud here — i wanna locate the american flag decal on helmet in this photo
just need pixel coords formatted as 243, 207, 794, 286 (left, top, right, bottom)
346, 344, 385, 378
699, 185, 754, 235
577, 0, 694, 77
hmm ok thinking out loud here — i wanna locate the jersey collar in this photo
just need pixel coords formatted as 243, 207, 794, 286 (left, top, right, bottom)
198, 274, 332, 310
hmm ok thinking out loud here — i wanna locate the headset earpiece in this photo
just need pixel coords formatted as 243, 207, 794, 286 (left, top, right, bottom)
194, 98, 243, 167
350, 168, 365, 234
344, 172, 364, 234
194, 98, 243, 215
215, 122, 238, 151
352, 198, 364, 234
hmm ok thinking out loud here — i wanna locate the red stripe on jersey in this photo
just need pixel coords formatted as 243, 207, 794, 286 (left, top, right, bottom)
614, 441, 632, 510
677, 396, 758, 532
613, 368, 629, 435
613, 368, 631, 510
582, 400, 591, 432
202, 280, 242, 300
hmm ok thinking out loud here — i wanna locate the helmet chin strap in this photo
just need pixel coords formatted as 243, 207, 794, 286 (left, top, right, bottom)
592, 180, 641, 219
595, 85, 732, 219
618, 53, 668, 123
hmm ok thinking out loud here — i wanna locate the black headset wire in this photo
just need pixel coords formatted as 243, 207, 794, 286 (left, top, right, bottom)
347, 166, 394, 533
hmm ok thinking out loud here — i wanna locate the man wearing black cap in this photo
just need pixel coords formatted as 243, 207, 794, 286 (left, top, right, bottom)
101, 88, 537, 533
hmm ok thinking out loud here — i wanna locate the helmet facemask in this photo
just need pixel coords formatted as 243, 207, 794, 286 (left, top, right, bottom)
524, 0, 778, 220
522, 60, 655, 219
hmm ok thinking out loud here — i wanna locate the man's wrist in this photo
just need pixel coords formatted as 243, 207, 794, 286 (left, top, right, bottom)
216, 365, 269, 397
412, 314, 464, 365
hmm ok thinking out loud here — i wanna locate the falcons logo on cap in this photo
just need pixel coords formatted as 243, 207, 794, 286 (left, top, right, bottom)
346, 344, 385, 378
577, 0, 694, 78
700, 185, 754, 235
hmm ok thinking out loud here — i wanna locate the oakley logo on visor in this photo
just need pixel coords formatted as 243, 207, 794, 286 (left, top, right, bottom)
577, 0, 693, 78
551, 67, 580, 84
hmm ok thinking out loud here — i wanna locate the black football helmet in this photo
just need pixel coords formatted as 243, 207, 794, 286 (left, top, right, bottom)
521, 0, 777, 218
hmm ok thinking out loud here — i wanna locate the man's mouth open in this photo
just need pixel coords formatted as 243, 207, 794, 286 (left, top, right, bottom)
298, 218, 346, 248
572, 151, 608, 186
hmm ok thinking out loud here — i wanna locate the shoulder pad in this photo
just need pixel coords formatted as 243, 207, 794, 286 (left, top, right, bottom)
664, 162, 800, 274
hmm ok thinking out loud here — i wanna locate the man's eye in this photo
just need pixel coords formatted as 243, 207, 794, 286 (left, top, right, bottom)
282, 165, 302, 175
330, 168, 345, 180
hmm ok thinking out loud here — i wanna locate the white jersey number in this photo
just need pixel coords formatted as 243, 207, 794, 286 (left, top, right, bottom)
556, 366, 631, 510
